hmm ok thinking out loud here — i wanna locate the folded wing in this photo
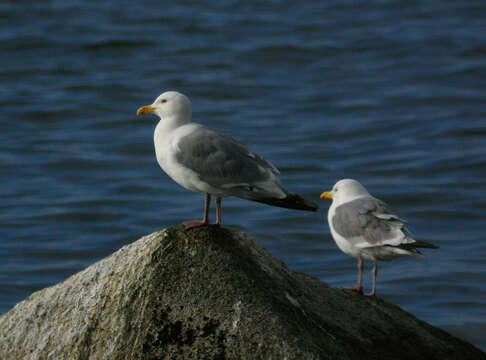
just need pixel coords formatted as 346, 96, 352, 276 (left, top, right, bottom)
174, 125, 317, 211
332, 197, 436, 249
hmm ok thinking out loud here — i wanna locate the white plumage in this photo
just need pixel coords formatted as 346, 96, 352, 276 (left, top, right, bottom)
321, 179, 437, 296
137, 91, 317, 228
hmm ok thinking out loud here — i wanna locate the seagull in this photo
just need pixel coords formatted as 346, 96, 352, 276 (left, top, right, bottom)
137, 91, 318, 228
320, 179, 437, 296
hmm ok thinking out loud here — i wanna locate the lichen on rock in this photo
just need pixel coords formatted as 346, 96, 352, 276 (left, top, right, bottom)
0, 226, 484, 360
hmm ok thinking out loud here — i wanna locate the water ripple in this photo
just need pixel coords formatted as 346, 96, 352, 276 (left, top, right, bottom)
0, 0, 485, 351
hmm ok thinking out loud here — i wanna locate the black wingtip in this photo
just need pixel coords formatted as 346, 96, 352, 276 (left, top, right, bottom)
399, 239, 438, 250
413, 239, 439, 249
250, 192, 319, 212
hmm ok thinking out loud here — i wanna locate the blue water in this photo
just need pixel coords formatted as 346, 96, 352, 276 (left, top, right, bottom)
1, 0, 485, 351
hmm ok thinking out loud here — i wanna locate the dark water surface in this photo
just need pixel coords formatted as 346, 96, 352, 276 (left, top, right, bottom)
1, 0, 485, 350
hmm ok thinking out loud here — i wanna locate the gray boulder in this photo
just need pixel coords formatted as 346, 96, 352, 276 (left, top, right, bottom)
0, 226, 484, 359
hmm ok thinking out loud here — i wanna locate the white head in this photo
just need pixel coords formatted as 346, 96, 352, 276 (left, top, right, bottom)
137, 91, 192, 125
320, 179, 370, 204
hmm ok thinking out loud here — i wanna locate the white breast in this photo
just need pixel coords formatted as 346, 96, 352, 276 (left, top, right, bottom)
153, 122, 222, 195
327, 203, 362, 259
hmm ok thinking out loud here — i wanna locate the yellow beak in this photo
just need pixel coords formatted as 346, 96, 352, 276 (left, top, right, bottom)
137, 105, 155, 116
320, 191, 332, 200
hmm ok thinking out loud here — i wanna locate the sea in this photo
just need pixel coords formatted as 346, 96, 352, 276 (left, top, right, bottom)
1, 0, 485, 351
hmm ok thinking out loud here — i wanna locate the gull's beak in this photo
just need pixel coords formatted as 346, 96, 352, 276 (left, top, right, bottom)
137, 105, 155, 116
320, 191, 332, 200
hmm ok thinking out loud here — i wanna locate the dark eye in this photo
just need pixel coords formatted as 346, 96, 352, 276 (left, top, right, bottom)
160, 99, 167, 103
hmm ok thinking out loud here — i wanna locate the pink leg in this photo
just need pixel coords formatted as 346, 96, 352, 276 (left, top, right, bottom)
344, 258, 363, 293
215, 197, 222, 226
364, 261, 377, 296
182, 194, 211, 229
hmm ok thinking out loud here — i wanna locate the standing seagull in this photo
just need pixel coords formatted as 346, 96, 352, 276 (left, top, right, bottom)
320, 179, 437, 296
137, 91, 317, 228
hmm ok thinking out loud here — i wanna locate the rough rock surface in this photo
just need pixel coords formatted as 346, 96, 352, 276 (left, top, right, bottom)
0, 226, 484, 360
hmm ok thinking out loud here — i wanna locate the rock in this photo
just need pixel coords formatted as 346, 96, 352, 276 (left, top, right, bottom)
0, 226, 484, 360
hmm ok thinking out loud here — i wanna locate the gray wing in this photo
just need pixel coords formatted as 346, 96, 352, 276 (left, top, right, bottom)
332, 197, 408, 248
174, 125, 283, 196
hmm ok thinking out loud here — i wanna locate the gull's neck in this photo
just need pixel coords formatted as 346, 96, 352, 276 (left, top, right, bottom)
155, 113, 192, 134
154, 113, 193, 153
